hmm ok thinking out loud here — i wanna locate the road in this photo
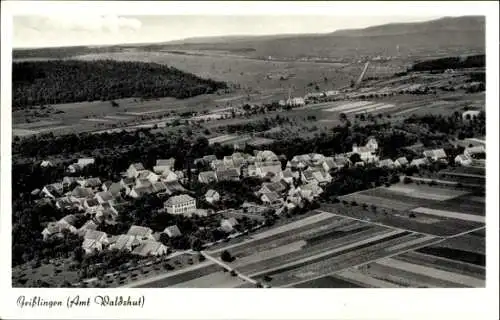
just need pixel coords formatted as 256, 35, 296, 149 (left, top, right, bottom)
200, 251, 259, 286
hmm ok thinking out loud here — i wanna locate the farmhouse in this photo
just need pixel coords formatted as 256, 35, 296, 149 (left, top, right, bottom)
127, 163, 146, 178
286, 97, 306, 107
40, 160, 53, 168
41, 183, 64, 199
282, 168, 299, 184
198, 171, 217, 184
127, 225, 155, 242
83, 230, 109, 246
462, 110, 481, 120
137, 170, 160, 184
394, 157, 409, 167
455, 154, 473, 166
42, 214, 78, 240
410, 158, 429, 167
163, 225, 182, 238
322, 157, 338, 172
378, 159, 395, 168
83, 198, 100, 213
71, 187, 94, 200
108, 182, 125, 197
132, 241, 168, 257
109, 234, 138, 251
95, 191, 114, 204
129, 186, 153, 199
67, 164, 82, 173
151, 181, 168, 194
153, 158, 176, 174
62, 176, 78, 188
423, 149, 447, 162
77, 177, 102, 189
77, 158, 95, 167
464, 145, 486, 158
164, 194, 197, 215
205, 189, 220, 204
255, 150, 279, 162
255, 161, 283, 179
77, 220, 98, 236
82, 239, 104, 254
160, 170, 179, 183
216, 168, 240, 181
261, 192, 283, 205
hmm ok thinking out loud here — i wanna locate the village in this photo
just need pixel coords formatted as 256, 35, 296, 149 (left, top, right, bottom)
33, 129, 486, 265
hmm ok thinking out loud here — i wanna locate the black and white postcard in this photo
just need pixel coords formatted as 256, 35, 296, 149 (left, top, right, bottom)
1, 1, 498, 319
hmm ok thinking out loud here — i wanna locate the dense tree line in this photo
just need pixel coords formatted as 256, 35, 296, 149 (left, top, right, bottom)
12, 60, 227, 110
409, 54, 485, 72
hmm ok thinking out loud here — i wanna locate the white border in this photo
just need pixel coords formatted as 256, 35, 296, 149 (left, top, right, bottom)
1, 2, 499, 320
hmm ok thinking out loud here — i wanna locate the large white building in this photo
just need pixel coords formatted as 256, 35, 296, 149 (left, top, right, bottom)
164, 194, 197, 215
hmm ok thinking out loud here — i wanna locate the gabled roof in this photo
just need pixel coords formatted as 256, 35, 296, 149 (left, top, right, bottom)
79, 220, 98, 232
127, 225, 153, 237
163, 225, 182, 237
121, 177, 135, 185
263, 181, 286, 193
379, 159, 394, 167
216, 168, 240, 179
84, 230, 107, 242
102, 181, 113, 189
395, 157, 409, 165
96, 191, 114, 202
156, 158, 175, 167
465, 145, 485, 155
129, 163, 145, 171
71, 186, 94, 198
84, 177, 102, 187
221, 217, 239, 227
205, 189, 219, 198
108, 182, 123, 195
82, 239, 102, 251
199, 171, 217, 179
132, 186, 153, 197
164, 194, 195, 206
59, 214, 77, 226
262, 192, 281, 203
111, 234, 136, 250
152, 181, 167, 193
132, 241, 167, 256
85, 198, 100, 207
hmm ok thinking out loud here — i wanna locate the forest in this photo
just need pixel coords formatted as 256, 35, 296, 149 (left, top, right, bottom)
12, 60, 227, 110
409, 54, 485, 72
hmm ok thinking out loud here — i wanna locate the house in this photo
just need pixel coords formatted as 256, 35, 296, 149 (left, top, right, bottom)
255, 150, 279, 162
127, 163, 146, 178
83, 198, 100, 213
119, 177, 135, 193
282, 168, 299, 184
55, 196, 81, 210
67, 164, 82, 173
205, 189, 220, 204
107, 182, 125, 197
247, 165, 258, 177
77, 177, 102, 189
291, 184, 323, 201
95, 191, 114, 204
216, 168, 240, 181
258, 181, 287, 195
153, 158, 176, 174
462, 110, 481, 120
165, 181, 187, 193
255, 161, 283, 179
261, 192, 283, 205
62, 176, 78, 188
163, 225, 182, 238
41, 223, 67, 240
132, 241, 168, 257
410, 158, 429, 167
160, 170, 179, 183
286, 97, 305, 107
137, 170, 160, 184
352, 145, 378, 163
378, 159, 395, 169
198, 171, 217, 184
41, 183, 64, 199
59, 214, 78, 229
129, 186, 153, 199
77, 158, 95, 168
455, 154, 473, 166
71, 186, 94, 200
464, 145, 486, 158
77, 220, 98, 236
221, 217, 239, 233
151, 181, 168, 194
95, 208, 118, 225
109, 234, 138, 251
127, 225, 155, 242
40, 160, 53, 168
394, 157, 409, 167
164, 194, 197, 215
82, 239, 104, 254
333, 156, 350, 168
322, 157, 338, 172
423, 149, 447, 162
366, 137, 379, 151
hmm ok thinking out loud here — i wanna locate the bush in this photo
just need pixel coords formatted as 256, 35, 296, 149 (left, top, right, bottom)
220, 250, 233, 263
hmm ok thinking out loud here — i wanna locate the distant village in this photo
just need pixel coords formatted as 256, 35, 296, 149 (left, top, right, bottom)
33, 131, 486, 259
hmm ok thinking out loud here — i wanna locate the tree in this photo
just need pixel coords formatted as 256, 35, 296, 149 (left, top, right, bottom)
349, 153, 362, 164
110, 100, 119, 107
220, 250, 233, 262
339, 113, 347, 122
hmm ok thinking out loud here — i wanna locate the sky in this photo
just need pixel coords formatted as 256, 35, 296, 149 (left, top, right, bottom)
13, 15, 446, 48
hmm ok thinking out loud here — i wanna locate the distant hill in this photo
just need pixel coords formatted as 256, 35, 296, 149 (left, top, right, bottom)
331, 16, 485, 37
13, 15, 485, 61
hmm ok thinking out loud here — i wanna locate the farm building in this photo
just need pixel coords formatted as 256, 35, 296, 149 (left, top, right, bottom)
261, 192, 283, 205
153, 158, 176, 174
109, 234, 138, 251
216, 168, 240, 181
410, 158, 429, 167
127, 163, 146, 178
132, 241, 168, 257
163, 225, 182, 238
394, 157, 409, 167
462, 110, 481, 120
40, 160, 53, 168
77, 220, 98, 236
286, 97, 306, 107
378, 159, 395, 168
464, 145, 486, 158
198, 171, 217, 184
205, 189, 220, 204
455, 154, 473, 166
164, 194, 197, 215
127, 225, 155, 242
423, 149, 447, 162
